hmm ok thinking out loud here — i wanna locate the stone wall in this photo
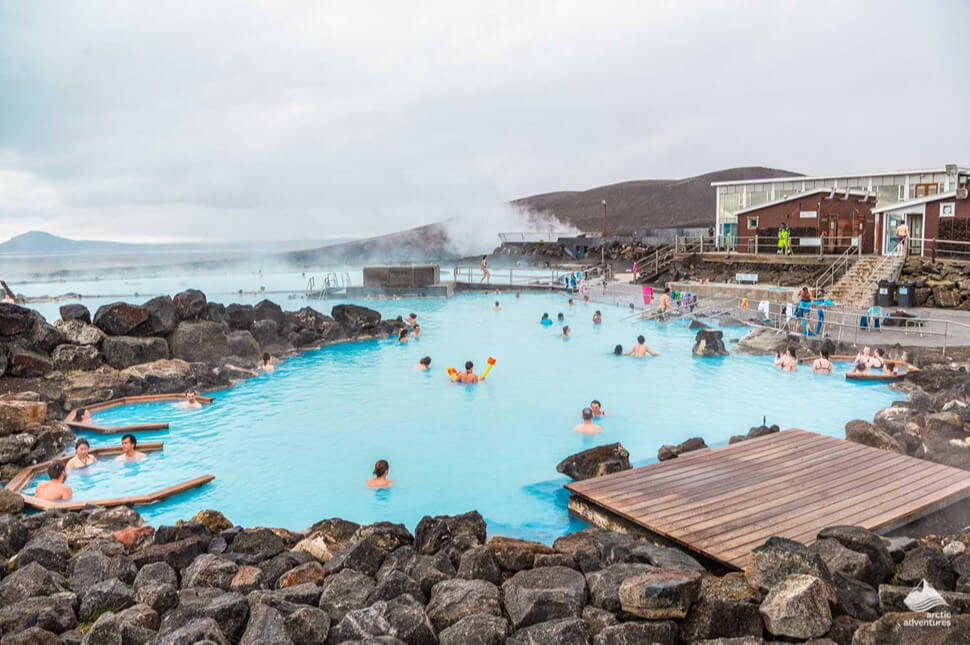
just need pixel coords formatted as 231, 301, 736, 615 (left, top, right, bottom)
898, 257, 970, 308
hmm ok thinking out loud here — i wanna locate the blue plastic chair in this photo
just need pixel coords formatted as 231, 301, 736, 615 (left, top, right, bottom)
866, 306, 883, 331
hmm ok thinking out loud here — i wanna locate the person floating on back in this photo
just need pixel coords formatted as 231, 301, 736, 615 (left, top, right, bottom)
456, 361, 479, 384
35, 462, 72, 501
116, 434, 146, 462
415, 356, 432, 370
626, 335, 659, 358
366, 459, 394, 488
573, 408, 603, 434
66, 438, 96, 470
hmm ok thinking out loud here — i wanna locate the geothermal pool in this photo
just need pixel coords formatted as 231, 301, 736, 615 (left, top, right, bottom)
33, 293, 901, 541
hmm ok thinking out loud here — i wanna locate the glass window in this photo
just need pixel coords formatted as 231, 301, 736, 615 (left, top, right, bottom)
748, 216, 759, 229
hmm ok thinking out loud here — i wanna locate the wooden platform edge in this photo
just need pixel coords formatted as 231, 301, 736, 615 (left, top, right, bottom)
4, 443, 165, 493
19, 474, 214, 511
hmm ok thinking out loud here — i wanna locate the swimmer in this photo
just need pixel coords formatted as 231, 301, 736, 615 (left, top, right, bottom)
582, 294, 590, 303
34, 462, 72, 501
261, 352, 275, 373
773, 348, 797, 372
398, 328, 409, 343
115, 434, 146, 462
590, 400, 606, 417
72, 407, 92, 423
178, 391, 203, 410
412, 323, 421, 338
854, 346, 872, 366
568, 298, 575, 306
655, 287, 673, 320
850, 360, 868, 375
557, 313, 565, 324
573, 408, 603, 434
493, 301, 501, 312
811, 349, 834, 374
414, 356, 431, 370
626, 335, 659, 358
66, 438, 96, 470
405, 313, 417, 327
560, 325, 571, 338
613, 344, 623, 355
592, 310, 602, 324
456, 360, 479, 384
366, 459, 394, 489
540, 313, 553, 326
883, 361, 898, 375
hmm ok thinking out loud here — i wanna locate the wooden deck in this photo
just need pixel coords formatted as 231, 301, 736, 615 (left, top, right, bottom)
565, 429, 970, 569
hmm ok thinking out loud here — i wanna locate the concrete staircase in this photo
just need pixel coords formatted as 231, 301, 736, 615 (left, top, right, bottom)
824, 255, 905, 307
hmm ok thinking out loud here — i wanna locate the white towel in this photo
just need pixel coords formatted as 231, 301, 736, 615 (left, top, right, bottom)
757, 300, 770, 317
784, 303, 794, 321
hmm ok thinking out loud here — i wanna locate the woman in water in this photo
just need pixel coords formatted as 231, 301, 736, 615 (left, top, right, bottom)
592, 311, 602, 324
398, 328, 408, 343
414, 356, 431, 370
773, 348, 798, 372
66, 438, 96, 470
72, 408, 92, 423
366, 459, 394, 488
411, 323, 421, 338
811, 350, 834, 374
540, 313, 552, 326
560, 325, 571, 338
261, 352, 275, 373
613, 344, 623, 355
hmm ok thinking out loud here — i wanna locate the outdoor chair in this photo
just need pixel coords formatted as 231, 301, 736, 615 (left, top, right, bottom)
866, 306, 883, 332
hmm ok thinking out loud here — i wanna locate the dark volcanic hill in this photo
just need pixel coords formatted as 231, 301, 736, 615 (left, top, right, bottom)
512, 167, 803, 234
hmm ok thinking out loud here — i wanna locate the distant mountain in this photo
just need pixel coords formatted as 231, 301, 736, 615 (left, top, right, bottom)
0, 231, 348, 255
512, 167, 803, 234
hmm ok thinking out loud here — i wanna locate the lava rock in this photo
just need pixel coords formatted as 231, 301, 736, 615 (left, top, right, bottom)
0, 592, 78, 635
101, 335, 169, 369
556, 443, 632, 481
259, 551, 316, 587
812, 538, 873, 584
331, 304, 382, 335
132, 536, 207, 572
426, 578, 502, 632
844, 419, 904, 453
53, 319, 104, 346
134, 561, 178, 590
657, 437, 708, 461
898, 545, 956, 590
506, 617, 590, 645
0, 303, 33, 336
818, 525, 895, 584
0, 513, 29, 557
679, 572, 763, 642
458, 546, 503, 586
830, 572, 880, 621
744, 536, 832, 591
69, 551, 136, 593
225, 304, 256, 331
692, 329, 729, 357
6, 345, 53, 377
324, 534, 388, 577
78, 578, 135, 622
155, 617, 229, 645
502, 565, 588, 630
138, 296, 179, 336
51, 344, 101, 372
15, 531, 69, 573
593, 620, 677, 645
167, 320, 231, 364
277, 561, 326, 588
0, 561, 65, 606
318, 568, 376, 623
759, 574, 836, 639
59, 304, 91, 324
618, 567, 702, 619
413, 511, 487, 556
158, 588, 249, 642
93, 302, 150, 335
182, 554, 240, 590
486, 536, 555, 571
438, 613, 509, 645
584, 562, 655, 613
173, 289, 208, 320
135, 583, 179, 615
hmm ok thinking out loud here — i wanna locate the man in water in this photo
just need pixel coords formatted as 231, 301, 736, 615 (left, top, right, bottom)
568, 298, 575, 306
415, 356, 431, 370
656, 287, 673, 319
116, 434, 146, 462
66, 438, 97, 470
366, 459, 394, 488
557, 313, 565, 324
560, 325, 571, 338
573, 408, 603, 434
493, 301, 501, 311
456, 361, 479, 384
590, 400, 607, 417
35, 463, 72, 501
626, 335, 659, 358
178, 392, 202, 410
405, 313, 417, 327
540, 313, 552, 326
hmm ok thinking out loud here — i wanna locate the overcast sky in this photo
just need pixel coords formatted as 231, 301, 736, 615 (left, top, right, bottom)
0, 1, 967, 243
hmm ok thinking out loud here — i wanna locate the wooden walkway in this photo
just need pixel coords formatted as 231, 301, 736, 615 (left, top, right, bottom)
565, 429, 970, 569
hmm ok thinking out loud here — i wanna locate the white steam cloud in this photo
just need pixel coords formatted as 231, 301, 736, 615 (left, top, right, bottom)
441, 205, 580, 257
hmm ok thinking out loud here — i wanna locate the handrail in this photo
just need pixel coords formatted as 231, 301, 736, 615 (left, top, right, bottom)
814, 244, 861, 296
906, 237, 970, 261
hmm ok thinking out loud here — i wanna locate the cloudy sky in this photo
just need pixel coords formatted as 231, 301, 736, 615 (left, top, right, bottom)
0, 1, 967, 243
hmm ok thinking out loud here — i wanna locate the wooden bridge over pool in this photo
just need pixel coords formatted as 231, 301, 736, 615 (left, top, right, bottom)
565, 428, 970, 569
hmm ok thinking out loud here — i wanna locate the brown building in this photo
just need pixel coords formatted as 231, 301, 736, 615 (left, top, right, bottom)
733, 189, 877, 254
873, 189, 970, 257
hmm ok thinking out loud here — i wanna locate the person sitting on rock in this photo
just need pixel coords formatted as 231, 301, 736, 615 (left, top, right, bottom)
366, 459, 394, 488
626, 335, 659, 358
72, 408, 92, 423
573, 408, 603, 434
811, 350, 834, 375
456, 361, 479, 384
590, 400, 607, 417
261, 352, 275, 373
592, 310, 602, 324
177, 391, 202, 410
774, 347, 798, 372
414, 356, 431, 370
35, 462, 72, 501
116, 434, 146, 462
66, 438, 96, 470
850, 360, 868, 375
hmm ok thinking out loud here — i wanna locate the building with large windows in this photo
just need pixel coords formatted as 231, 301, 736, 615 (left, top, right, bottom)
712, 164, 969, 255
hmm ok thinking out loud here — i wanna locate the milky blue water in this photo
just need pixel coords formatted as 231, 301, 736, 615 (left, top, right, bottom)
30, 293, 901, 541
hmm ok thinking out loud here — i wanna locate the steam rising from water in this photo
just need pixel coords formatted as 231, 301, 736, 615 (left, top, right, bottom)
441, 205, 579, 257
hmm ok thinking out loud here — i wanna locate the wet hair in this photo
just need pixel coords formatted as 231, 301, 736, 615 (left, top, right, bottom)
875, 348, 884, 357
821, 349, 830, 359
568, 298, 574, 304
48, 462, 65, 480
637, 335, 645, 343
495, 301, 499, 306
562, 326, 570, 335
121, 433, 137, 447
855, 361, 867, 372
409, 313, 416, 319
594, 310, 601, 315
541, 313, 549, 319
557, 313, 564, 320
75, 438, 90, 450
373, 459, 389, 477
398, 329, 408, 340
786, 348, 796, 358
613, 345, 623, 355
591, 399, 602, 407
664, 287, 671, 294
885, 361, 896, 371
465, 360, 473, 370
420, 356, 431, 366
582, 407, 593, 420
262, 352, 271, 363
73, 408, 86, 422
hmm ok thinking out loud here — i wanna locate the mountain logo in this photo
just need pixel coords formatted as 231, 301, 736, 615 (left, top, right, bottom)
903, 579, 949, 612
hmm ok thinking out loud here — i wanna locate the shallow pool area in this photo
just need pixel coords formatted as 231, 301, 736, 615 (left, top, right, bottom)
37, 293, 902, 542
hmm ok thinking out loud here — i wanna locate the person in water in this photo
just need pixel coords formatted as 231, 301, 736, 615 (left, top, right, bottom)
592, 310, 602, 324
178, 391, 202, 410
557, 313, 565, 324
812, 349, 834, 374
35, 462, 72, 501
405, 313, 417, 327
869, 348, 886, 370
582, 294, 590, 303
568, 298, 575, 306
656, 287, 673, 319
883, 361, 898, 375
626, 335, 659, 358
456, 361, 479, 384
613, 344, 623, 355
66, 438, 96, 470
72, 408, 92, 423
590, 400, 607, 417
116, 434, 146, 462
366, 459, 394, 488
415, 356, 432, 370
411, 324, 422, 338
854, 346, 872, 366
515, 292, 520, 299
493, 301, 501, 311
560, 325, 571, 338
540, 313, 552, 326
398, 328, 409, 343
774, 347, 798, 372
850, 360, 868, 375
573, 408, 603, 434
261, 352, 275, 373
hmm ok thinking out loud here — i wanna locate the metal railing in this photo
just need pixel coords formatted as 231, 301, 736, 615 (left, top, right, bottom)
497, 231, 577, 243
632, 245, 674, 280
906, 237, 970, 261
452, 265, 573, 288
736, 298, 970, 356
696, 234, 862, 256
813, 244, 862, 296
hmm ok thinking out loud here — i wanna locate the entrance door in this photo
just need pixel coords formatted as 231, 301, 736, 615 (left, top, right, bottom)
907, 213, 923, 256
884, 213, 904, 255
827, 216, 838, 252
